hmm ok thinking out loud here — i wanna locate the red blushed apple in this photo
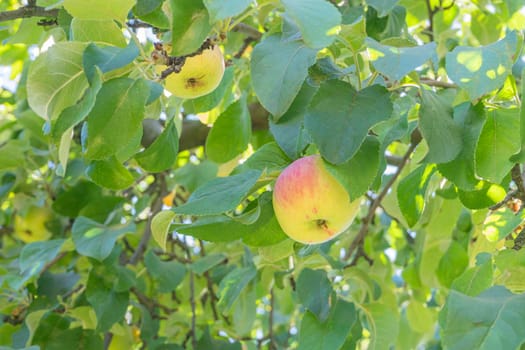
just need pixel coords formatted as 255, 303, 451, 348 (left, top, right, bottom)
272, 155, 361, 244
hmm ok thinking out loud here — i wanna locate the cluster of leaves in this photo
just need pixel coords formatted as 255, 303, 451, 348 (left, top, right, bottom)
1, 0, 525, 349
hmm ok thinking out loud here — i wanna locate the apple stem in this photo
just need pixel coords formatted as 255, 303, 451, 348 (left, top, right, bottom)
316, 219, 328, 230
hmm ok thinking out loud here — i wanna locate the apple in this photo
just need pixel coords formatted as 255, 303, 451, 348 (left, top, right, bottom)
14, 206, 53, 243
272, 155, 361, 244
162, 45, 225, 99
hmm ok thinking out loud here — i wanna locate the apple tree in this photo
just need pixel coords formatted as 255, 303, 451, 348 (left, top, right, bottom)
1, 0, 525, 349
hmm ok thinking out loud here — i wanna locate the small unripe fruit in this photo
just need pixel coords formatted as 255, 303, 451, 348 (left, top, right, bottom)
162, 45, 225, 99
14, 206, 53, 243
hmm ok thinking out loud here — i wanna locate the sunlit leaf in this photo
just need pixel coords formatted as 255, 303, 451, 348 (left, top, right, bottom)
27, 42, 88, 120
251, 35, 317, 118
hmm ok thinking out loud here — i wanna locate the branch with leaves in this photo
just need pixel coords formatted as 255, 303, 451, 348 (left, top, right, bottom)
344, 129, 422, 264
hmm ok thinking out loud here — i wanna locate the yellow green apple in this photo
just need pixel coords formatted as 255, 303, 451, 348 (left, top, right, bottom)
162, 45, 225, 99
14, 206, 53, 243
272, 155, 360, 244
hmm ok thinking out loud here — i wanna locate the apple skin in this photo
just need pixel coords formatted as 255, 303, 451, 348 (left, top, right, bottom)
163, 45, 225, 99
272, 155, 360, 244
14, 206, 53, 243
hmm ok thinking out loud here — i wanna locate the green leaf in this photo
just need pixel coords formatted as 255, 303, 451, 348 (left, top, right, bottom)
305, 80, 393, 164
446, 31, 519, 100
32, 313, 103, 350
440, 286, 525, 350
298, 298, 356, 350
27, 42, 89, 120
169, 0, 212, 56
269, 82, 317, 158
151, 210, 176, 250
366, 38, 436, 81
251, 35, 317, 118
86, 268, 129, 331
419, 89, 463, 163
173, 160, 218, 192
52, 68, 103, 142
365, 301, 400, 350
282, 0, 341, 49
419, 198, 463, 288
494, 250, 525, 292
217, 265, 257, 312
187, 66, 234, 113
475, 108, 520, 183
451, 253, 493, 296
367, 0, 399, 17
482, 207, 525, 242
324, 136, 380, 201
83, 41, 139, 83
406, 300, 435, 334
72, 216, 135, 261
241, 192, 288, 246
144, 251, 186, 293
70, 18, 127, 47
457, 181, 506, 209
196, 328, 242, 350
203, 0, 252, 22
296, 268, 332, 322
0, 140, 27, 170
397, 164, 436, 227
136, 120, 179, 172
63, 0, 135, 22
233, 284, 256, 336
437, 241, 469, 287
233, 142, 291, 175
85, 77, 149, 160
174, 170, 261, 215
437, 103, 486, 190
134, 5, 170, 29
19, 239, 66, 276
176, 215, 252, 242
134, 0, 163, 16
52, 180, 102, 217
206, 98, 251, 163
191, 253, 227, 275
86, 157, 135, 190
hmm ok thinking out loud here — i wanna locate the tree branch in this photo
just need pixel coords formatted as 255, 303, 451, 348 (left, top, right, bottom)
232, 23, 262, 41
181, 239, 197, 349
198, 240, 221, 322
344, 129, 422, 264
0, 5, 59, 22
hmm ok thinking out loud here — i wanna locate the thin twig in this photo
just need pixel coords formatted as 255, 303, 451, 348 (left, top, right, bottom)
130, 287, 176, 316
511, 164, 525, 201
232, 23, 263, 41
513, 226, 525, 250
103, 333, 113, 350
268, 287, 276, 350
344, 131, 421, 263
129, 173, 168, 265
424, 0, 436, 41
198, 240, 220, 321
0, 5, 58, 22
420, 78, 457, 89
187, 250, 197, 349
41, 252, 67, 275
